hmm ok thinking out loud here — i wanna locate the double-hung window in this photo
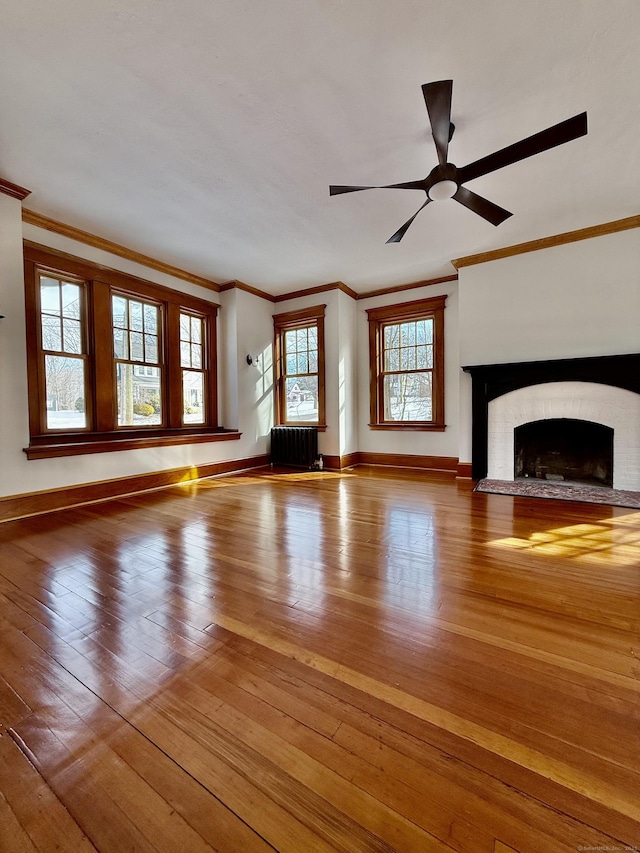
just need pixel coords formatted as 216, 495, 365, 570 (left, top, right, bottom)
24, 245, 221, 458
180, 312, 206, 425
112, 294, 163, 427
38, 272, 89, 431
273, 304, 326, 427
367, 295, 446, 430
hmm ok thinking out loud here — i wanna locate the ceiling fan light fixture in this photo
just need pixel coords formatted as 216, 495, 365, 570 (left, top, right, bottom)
428, 179, 458, 201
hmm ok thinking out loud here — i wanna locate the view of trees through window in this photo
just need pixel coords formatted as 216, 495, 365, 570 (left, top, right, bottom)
367, 295, 445, 429
112, 294, 163, 427
180, 312, 206, 425
382, 318, 434, 422
283, 325, 319, 423
40, 275, 87, 430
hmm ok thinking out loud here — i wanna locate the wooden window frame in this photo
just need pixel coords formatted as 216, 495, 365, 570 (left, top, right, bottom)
23, 243, 230, 459
179, 310, 208, 427
367, 295, 446, 431
273, 304, 326, 429
111, 291, 165, 429
34, 268, 92, 433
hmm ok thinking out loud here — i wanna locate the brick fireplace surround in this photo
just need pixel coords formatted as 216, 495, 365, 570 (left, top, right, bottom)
463, 353, 640, 488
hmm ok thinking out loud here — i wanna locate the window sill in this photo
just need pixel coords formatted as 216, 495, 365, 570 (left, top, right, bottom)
24, 429, 242, 460
277, 423, 327, 431
368, 423, 446, 431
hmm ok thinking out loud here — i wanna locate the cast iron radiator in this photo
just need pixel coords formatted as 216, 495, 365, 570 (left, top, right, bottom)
270, 426, 318, 468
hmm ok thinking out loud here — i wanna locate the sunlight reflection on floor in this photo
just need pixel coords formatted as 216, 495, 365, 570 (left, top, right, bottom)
488, 512, 640, 566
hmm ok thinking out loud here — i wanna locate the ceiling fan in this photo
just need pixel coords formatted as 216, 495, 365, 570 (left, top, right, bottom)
329, 80, 587, 243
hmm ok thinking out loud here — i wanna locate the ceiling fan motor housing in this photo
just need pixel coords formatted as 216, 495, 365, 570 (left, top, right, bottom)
426, 163, 458, 200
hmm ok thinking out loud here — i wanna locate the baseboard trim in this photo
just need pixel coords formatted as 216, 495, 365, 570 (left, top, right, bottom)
456, 462, 473, 479
321, 454, 341, 470
318, 452, 456, 472
339, 452, 360, 469
356, 452, 458, 472
0, 455, 270, 523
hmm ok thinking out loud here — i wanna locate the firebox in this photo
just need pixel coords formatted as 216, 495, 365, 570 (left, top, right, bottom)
514, 418, 613, 487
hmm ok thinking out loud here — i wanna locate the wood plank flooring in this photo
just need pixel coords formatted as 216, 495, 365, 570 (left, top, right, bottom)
0, 465, 638, 852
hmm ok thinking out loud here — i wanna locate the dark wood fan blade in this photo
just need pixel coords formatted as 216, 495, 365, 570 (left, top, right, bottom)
453, 186, 512, 225
330, 185, 375, 195
422, 80, 453, 167
386, 199, 431, 243
330, 181, 426, 196
457, 112, 587, 185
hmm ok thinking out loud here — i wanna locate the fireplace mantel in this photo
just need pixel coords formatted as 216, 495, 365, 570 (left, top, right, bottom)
462, 353, 640, 479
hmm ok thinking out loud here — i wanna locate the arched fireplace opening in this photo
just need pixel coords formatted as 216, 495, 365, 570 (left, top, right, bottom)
514, 418, 613, 487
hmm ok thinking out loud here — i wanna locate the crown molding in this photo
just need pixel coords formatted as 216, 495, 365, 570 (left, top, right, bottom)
219, 279, 276, 302
0, 178, 31, 200
356, 273, 458, 301
22, 209, 221, 292
274, 280, 358, 303
452, 215, 640, 270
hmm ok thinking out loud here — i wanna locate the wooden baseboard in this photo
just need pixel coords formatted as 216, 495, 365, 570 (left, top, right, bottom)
0, 455, 270, 523
356, 452, 457, 472
339, 452, 360, 469
321, 455, 341, 470
319, 452, 455, 472
456, 462, 473, 479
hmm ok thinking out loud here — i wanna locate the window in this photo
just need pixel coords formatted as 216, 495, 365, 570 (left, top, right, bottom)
24, 245, 223, 458
273, 304, 326, 427
367, 295, 446, 430
180, 312, 206, 425
38, 273, 89, 430
112, 294, 163, 427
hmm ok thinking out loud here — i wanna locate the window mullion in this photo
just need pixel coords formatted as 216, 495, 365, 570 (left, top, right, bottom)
92, 280, 115, 431
166, 303, 182, 428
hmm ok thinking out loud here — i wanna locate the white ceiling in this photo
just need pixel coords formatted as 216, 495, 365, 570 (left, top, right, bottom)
1, 0, 638, 295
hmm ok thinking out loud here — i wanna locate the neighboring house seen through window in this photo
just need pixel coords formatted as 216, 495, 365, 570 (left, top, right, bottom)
367, 295, 446, 430
112, 294, 163, 427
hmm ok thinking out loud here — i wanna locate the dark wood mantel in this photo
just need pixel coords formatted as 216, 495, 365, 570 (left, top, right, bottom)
462, 352, 640, 480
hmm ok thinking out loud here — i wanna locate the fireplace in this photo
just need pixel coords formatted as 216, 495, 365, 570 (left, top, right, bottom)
463, 353, 640, 490
514, 418, 613, 487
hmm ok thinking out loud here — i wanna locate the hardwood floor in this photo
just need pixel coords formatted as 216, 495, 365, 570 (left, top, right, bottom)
0, 465, 638, 852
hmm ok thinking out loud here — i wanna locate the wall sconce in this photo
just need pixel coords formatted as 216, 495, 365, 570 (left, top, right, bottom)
246, 354, 260, 366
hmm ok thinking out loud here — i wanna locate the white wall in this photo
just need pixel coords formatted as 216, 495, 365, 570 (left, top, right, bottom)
457, 228, 640, 464
219, 288, 239, 428
233, 288, 275, 452
356, 279, 460, 459
337, 291, 358, 457
0, 195, 31, 498
459, 229, 640, 367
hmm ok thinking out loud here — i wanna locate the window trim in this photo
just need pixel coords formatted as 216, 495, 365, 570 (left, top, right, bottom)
111, 290, 166, 430
31, 267, 92, 435
23, 243, 231, 458
273, 304, 326, 429
179, 310, 208, 428
366, 295, 446, 431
